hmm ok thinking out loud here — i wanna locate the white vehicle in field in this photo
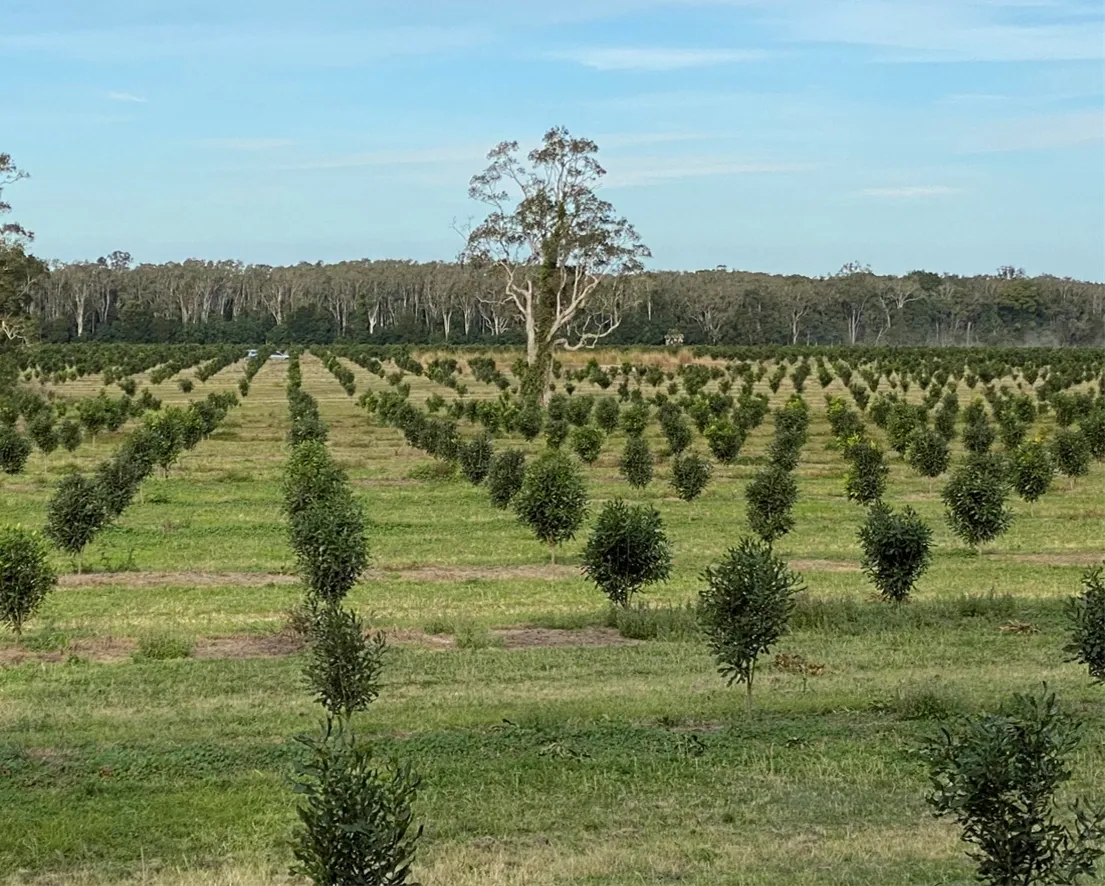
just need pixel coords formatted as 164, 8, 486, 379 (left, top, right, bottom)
269, 352, 290, 360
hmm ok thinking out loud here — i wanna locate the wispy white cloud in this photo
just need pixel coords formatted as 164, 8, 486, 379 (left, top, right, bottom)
860, 186, 961, 198
549, 46, 772, 70
781, 0, 1104, 62
205, 138, 295, 151
106, 91, 146, 103
274, 146, 487, 171
604, 157, 814, 188
962, 110, 1104, 152
1, 24, 489, 65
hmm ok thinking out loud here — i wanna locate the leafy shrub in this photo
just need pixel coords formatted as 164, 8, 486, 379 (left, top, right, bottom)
485, 449, 526, 509
56, 418, 82, 452
178, 378, 194, 394
582, 500, 673, 607
659, 409, 692, 455
942, 458, 1013, 552
45, 472, 108, 569
304, 604, 386, 717
289, 493, 369, 604
513, 451, 588, 562
1012, 438, 1054, 504
745, 465, 798, 543
565, 394, 595, 427
922, 689, 1105, 886
1052, 428, 1091, 485
515, 400, 544, 441
291, 722, 422, 886
458, 433, 494, 485
0, 426, 32, 474
768, 395, 810, 469
857, 503, 933, 603
570, 425, 604, 464
544, 418, 569, 450
704, 419, 745, 464
1081, 407, 1105, 461
619, 436, 654, 488
0, 527, 57, 636
594, 397, 620, 433
1065, 567, 1105, 684
619, 402, 650, 437
906, 427, 950, 481
962, 399, 995, 455
698, 537, 805, 707
26, 412, 58, 455
843, 435, 889, 505
283, 440, 349, 517
670, 452, 712, 502
826, 397, 864, 441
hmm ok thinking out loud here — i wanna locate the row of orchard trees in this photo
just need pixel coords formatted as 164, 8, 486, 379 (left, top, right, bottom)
280, 352, 422, 885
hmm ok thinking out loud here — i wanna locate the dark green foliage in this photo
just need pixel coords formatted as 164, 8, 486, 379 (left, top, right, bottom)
581, 500, 673, 607
513, 451, 588, 561
0, 425, 32, 474
565, 394, 594, 427
670, 452, 712, 502
289, 493, 369, 604
620, 402, 650, 438
44, 472, 108, 565
570, 425, 604, 464
826, 397, 864, 441
885, 402, 923, 456
658, 407, 692, 455
962, 399, 995, 455
1052, 428, 1091, 483
485, 449, 526, 510
619, 435, 653, 488
178, 378, 194, 394
934, 391, 959, 441
906, 427, 951, 480
304, 604, 386, 718
922, 689, 1105, 886
1081, 407, 1105, 461
744, 465, 798, 543
544, 418, 569, 450
594, 397, 620, 433
1012, 438, 1055, 504
698, 537, 805, 705
843, 436, 889, 505
515, 401, 544, 441
1065, 567, 1105, 684
857, 503, 933, 603
290, 722, 422, 886
704, 418, 745, 464
767, 395, 809, 470
26, 411, 58, 455
94, 446, 152, 519
283, 440, 349, 518
457, 433, 494, 485
56, 418, 82, 452
0, 527, 57, 635
942, 458, 1014, 551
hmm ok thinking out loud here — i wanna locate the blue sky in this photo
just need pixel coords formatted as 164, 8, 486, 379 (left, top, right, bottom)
3, 0, 1103, 279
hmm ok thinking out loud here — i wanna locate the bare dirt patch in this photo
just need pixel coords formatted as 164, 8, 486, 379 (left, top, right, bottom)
192, 633, 306, 659
58, 571, 297, 589
0, 636, 135, 667
370, 564, 578, 582
494, 627, 638, 649
790, 559, 861, 573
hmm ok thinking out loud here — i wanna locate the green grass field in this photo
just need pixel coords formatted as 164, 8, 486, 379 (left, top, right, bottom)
1, 352, 1103, 885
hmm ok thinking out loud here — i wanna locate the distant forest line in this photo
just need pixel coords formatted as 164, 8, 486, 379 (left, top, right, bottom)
23, 255, 1105, 348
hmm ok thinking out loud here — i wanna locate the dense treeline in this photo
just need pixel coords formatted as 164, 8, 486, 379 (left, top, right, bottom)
23, 256, 1105, 348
